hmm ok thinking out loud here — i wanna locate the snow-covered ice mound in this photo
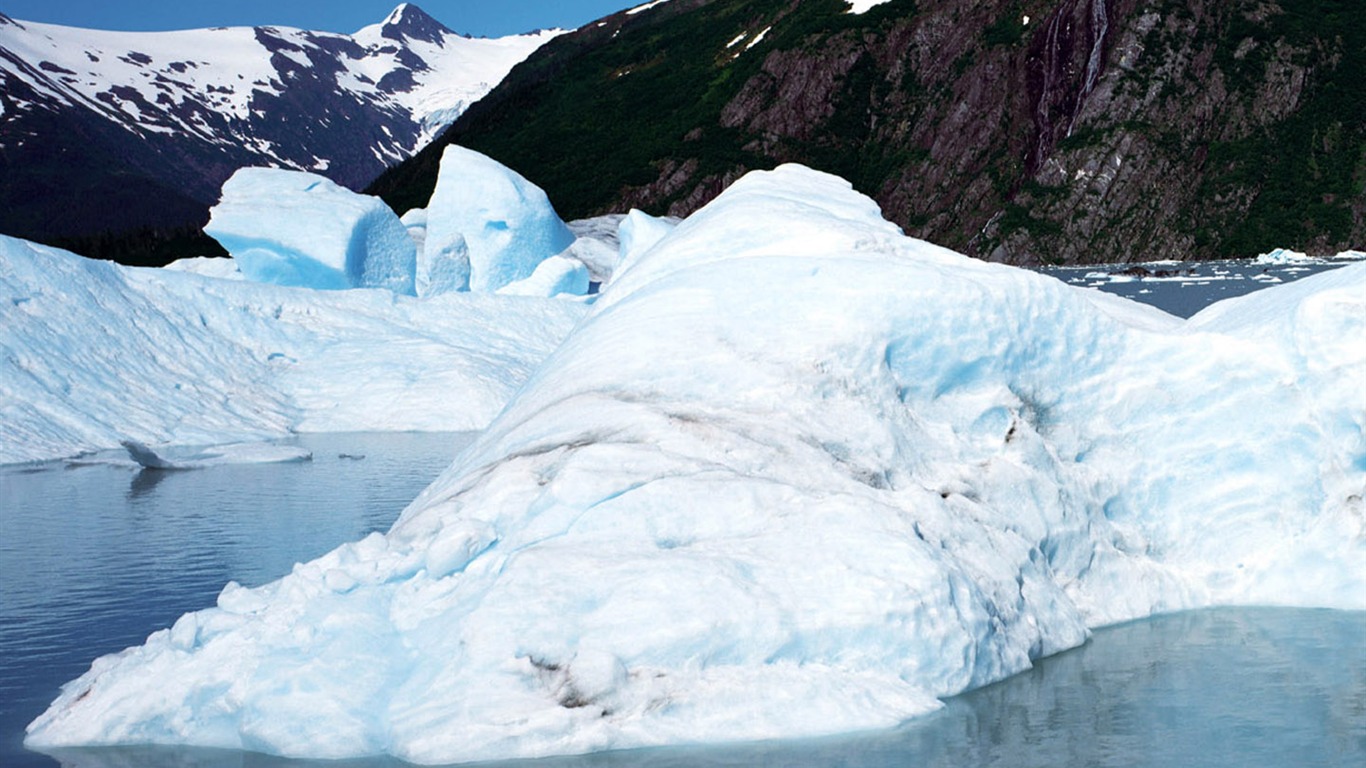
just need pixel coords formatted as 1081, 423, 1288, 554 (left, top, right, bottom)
0, 236, 585, 465
206, 168, 417, 294
26, 166, 1366, 764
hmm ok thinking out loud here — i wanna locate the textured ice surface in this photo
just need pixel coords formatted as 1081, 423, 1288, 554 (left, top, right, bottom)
416, 233, 469, 298
206, 168, 417, 294
401, 207, 429, 261
0, 235, 585, 465
161, 256, 243, 280
614, 209, 679, 279
25, 166, 1366, 764
565, 214, 625, 284
426, 145, 576, 293
497, 254, 590, 298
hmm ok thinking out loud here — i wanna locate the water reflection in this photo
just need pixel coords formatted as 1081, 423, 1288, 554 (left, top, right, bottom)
28, 610, 1366, 768
127, 468, 170, 498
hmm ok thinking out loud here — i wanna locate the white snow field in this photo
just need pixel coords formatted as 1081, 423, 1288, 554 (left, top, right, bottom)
24, 166, 1366, 763
0, 235, 585, 466
206, 168, 418, 294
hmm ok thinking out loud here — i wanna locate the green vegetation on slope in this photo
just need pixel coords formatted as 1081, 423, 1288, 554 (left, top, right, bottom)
371, 0, 1366, 263
369, 0, 919, 219
1201, 0, 1366, 255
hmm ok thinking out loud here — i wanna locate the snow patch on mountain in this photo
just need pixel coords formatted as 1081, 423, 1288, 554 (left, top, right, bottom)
846, 0, 895, 14
627, 1, 674, 16
0, 5, 560, 170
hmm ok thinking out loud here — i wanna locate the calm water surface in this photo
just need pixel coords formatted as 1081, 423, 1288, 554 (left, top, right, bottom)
1, 432, 474, 768
1042, 257, 1358, 317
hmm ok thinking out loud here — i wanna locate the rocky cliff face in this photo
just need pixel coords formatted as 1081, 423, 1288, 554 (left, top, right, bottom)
374, 0, 1366, 264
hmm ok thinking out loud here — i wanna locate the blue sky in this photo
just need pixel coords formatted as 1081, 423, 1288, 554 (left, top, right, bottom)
1, 1, 639, 37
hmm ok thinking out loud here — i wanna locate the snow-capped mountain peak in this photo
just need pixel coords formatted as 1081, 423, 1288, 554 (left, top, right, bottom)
376, 3, 453, 44
0, 5, 560, 245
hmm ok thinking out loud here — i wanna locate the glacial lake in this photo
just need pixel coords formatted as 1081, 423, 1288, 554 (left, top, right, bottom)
3, 261, 1365, 768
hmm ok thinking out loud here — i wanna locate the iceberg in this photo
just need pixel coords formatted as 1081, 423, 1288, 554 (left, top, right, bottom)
117, 439, 313, 469
205, 168, 417, 295
426, 145, 576, 293
0, 235, 585, 465
24, 166, 1366, 764
1254, 247, 1313, 265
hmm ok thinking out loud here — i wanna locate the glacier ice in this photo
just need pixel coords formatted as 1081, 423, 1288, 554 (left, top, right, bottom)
205, 168, 417, 295
400, 207, 429, 261
564, 214, 626, 284
161, 256, 244, 280
0, 235, 585, 465
426, 145, 576, 294
402, 206, 469, 298
416, 233, 469, 298
614, 208, 679, 279
24, 165, 1366, 764
496, 254, 590, 298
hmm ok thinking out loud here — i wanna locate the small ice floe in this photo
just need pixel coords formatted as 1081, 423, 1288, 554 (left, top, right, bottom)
117, 440, 312, 470
1255, 248, 1314, 265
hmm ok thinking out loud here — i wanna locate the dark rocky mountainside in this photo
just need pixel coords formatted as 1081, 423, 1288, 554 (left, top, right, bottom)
371, 0, 1366, 264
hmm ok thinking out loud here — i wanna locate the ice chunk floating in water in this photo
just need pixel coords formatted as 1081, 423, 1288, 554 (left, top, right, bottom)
117, 440, 313, 470
26, 166, 1366, 764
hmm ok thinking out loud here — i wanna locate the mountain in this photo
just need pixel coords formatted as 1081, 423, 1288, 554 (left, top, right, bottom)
370, 0, 1366, 265
0, 4, 558, 262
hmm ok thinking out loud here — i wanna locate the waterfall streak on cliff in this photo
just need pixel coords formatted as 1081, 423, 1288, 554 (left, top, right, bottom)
1070, 0, 1110, 134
